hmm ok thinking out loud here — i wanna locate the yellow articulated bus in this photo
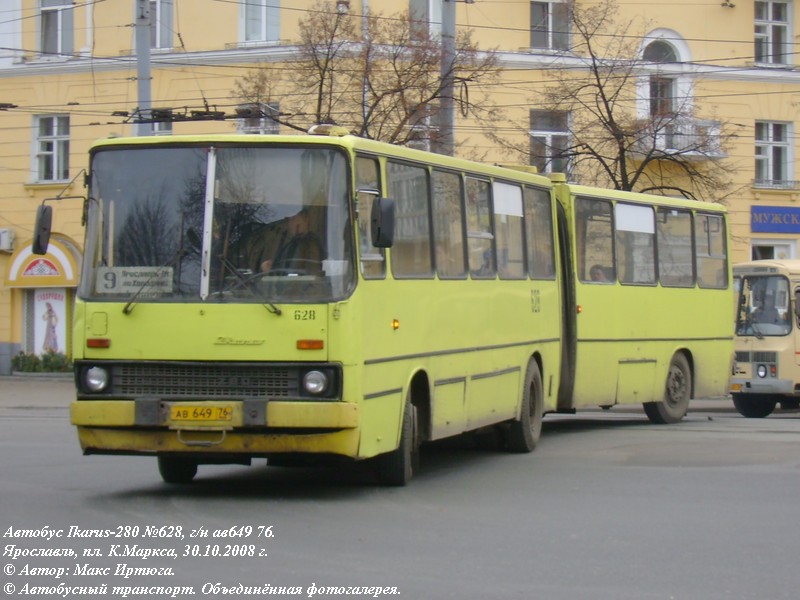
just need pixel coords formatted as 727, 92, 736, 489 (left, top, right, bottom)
553, 181, 732, 423
730, 259, 800, 417
34, 128, 733, 485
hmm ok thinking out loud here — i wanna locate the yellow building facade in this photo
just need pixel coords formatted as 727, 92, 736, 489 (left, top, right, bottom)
0, 0, 798, 373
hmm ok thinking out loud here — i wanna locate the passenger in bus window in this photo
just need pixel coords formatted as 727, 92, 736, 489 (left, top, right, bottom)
589, 264, 610, 282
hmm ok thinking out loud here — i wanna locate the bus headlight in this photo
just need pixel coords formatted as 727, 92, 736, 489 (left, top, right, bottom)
757, 364, 768, 378
303, 370, 329, 395
84, 366, 110, 392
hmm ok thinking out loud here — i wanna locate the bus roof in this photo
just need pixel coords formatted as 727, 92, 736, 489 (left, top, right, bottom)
560, 182, 727, 213
734, 259, 800, 276
90, 133, 726, 213
89, 132, 555, 188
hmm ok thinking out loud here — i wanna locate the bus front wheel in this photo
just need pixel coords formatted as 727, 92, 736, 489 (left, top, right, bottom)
158, 456, 198, 484
644, 353, 691, 424
374, 401, 419, 486
503, 360, 543, 452
732, 394, 776, 418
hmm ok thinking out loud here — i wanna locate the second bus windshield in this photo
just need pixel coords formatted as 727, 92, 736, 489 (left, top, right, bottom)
736, 275, 792, 337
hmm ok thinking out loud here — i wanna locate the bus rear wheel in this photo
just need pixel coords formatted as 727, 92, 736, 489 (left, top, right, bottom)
374, 400, 419, 486
503, 360, 543, 453
158, 456, 198, 484
644, 353, 691, 424
732, 394, 776, 418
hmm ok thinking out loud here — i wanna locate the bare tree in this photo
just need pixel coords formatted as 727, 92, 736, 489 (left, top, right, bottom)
232, 0, 501, 148
491, 0, 737, 202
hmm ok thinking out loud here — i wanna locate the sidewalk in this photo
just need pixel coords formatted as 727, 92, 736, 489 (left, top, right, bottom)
0, 374, 74, 408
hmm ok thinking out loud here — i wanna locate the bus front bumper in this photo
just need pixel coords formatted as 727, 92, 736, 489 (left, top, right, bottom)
71, 399, 360, 457
729, 378, 795, 396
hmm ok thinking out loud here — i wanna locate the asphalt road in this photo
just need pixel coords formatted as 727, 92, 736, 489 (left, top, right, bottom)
1, 376, 799, 600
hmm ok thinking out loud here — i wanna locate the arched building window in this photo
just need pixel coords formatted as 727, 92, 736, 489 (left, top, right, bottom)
643, 40, 678, 63
643, 40, 679, 117
635, 31, 722, 156
637, 31, 692, 120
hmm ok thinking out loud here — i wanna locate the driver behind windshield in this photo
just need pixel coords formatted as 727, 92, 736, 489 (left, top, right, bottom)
753, 294, 782, 325
251, 207, 324, 275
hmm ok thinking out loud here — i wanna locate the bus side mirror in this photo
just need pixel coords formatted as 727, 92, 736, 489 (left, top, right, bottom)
371, 197, 394, 248
32, 204, 53, 255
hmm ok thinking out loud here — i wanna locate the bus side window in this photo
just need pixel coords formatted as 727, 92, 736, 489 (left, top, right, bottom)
493, 181, 525, 280
356, 156, 385, 279
696, 213, 728, 289
795, 289, 800, 323
524, 186, 556, 280
432, 169, 467, 279
387, 161, 433, 278
657, 208, 694, 287
575, 197, 614, 283
615, 203, 656, 285
466, 177, 495, 278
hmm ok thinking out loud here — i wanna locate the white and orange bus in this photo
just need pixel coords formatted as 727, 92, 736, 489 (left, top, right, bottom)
731, 259, 800, 417
34, 128, 733, 485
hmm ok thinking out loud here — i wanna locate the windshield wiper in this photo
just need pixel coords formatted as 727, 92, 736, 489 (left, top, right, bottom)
122, 245, 188, 315
214, 256, 282, 316
122, 267, 169, 315
739, 317, 764, 339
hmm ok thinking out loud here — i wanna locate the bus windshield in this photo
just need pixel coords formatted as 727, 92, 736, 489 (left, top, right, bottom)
735, 274, 792, 337
80, 144, 355, 304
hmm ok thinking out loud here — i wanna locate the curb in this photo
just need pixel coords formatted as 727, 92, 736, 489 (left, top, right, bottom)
7, 372, 73, 381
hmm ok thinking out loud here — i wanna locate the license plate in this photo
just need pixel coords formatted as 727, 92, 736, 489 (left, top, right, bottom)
169, 405, 233, 422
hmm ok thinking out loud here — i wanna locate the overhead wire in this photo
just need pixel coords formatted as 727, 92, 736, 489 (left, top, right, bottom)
0, 0, 797, 137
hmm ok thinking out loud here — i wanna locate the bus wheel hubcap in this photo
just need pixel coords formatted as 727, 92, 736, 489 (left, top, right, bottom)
667, 367, 686, 406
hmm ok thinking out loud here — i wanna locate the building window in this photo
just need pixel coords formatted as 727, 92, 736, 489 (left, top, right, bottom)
649, 76, 675, 117
409, 0, 442, 39
530, 1, 569, 51
35, 115, 70, 182
150, 0, 173, 49
755, 0, 790, 65
236, 103, 280, 134
40, 0, 73, 57
244, 0, 280, 43
529, 110, 570, 174
751, 241, 795, 261
643, 41, 678, 117
755, 121, 792, 188
152, 121, 172, 136
407, 103, 433, 151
